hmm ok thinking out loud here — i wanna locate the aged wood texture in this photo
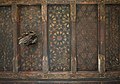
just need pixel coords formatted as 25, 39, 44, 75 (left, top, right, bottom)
105, 5, 120, 71
0, 6, 13, 71
1, 81, 120, 84
105, 0, 120, 4
42, 2, 49, 73
18, 5, 43, 71
0, 0, 120, 81
70, 0, 77, 72
76, 4, 98, 71
98, 0, 106, 74
1, 0, 120, 5
47, 4, 71, 71
0, 71, 119, 79
77, 0, 98, 3
12, 3, 19, 72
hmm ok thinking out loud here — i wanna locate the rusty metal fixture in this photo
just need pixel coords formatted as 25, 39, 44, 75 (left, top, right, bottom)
18, 31, 37, 46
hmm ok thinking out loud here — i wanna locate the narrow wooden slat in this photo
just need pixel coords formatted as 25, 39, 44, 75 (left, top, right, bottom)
1, 0, 120, 6
12, 3, 18, 72
0, 71, 120, 79
76, 2, 97, 4
98, 0, 106, 74
42, 0, 49, 73
47, 0, 69, 4
70, 0, 77, 72
105, 0, 120, 4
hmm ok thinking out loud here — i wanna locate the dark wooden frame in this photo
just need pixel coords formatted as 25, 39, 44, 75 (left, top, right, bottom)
0, 0, 120, 80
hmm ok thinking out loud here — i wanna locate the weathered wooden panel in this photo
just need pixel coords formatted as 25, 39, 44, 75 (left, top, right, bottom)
105, 0, 120, 4
0, 82, 101, 84
76, 4, 98, 71
0, 0, 120, 81
1, 81, 120, 84
47, 5, 71, 71
77, 0, 97, 2
18, 5, 43, 71
0, 6, 13, 71
105, 5, 120, 71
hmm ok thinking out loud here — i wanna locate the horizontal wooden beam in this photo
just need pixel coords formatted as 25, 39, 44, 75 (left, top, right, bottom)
0, 0, 120, 6
0, 71, 119, 79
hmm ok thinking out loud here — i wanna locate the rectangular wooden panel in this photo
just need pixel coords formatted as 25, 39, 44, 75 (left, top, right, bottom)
76, 4, 98, 71
0, 6, 13, 71
105, 5, 120, 71
18, 5, 43, 71
47, 5, 71, 71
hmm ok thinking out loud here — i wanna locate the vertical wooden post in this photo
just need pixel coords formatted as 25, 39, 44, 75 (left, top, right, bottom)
98, 0, 106, 74
70, 0, 77, 72
42, 0, 49, 73
12, 2, 18, 72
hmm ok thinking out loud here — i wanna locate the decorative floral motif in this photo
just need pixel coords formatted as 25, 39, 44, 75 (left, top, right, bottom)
48, 5, 71, 71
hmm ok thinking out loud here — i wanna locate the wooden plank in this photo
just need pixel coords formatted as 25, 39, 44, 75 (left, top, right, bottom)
98, 0, 105, 74
105, 0, 120, 4
12, 3, 18, 73
42, 0, 49, 73
0, 81, 120, 84
0, 0, 12, 6
0, 71, 119, 79
1, 0, 120, 6
70, 0, 77, 73
47, 0, 70, 4
0, 72, 43, 79
14, 0, 42, 5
